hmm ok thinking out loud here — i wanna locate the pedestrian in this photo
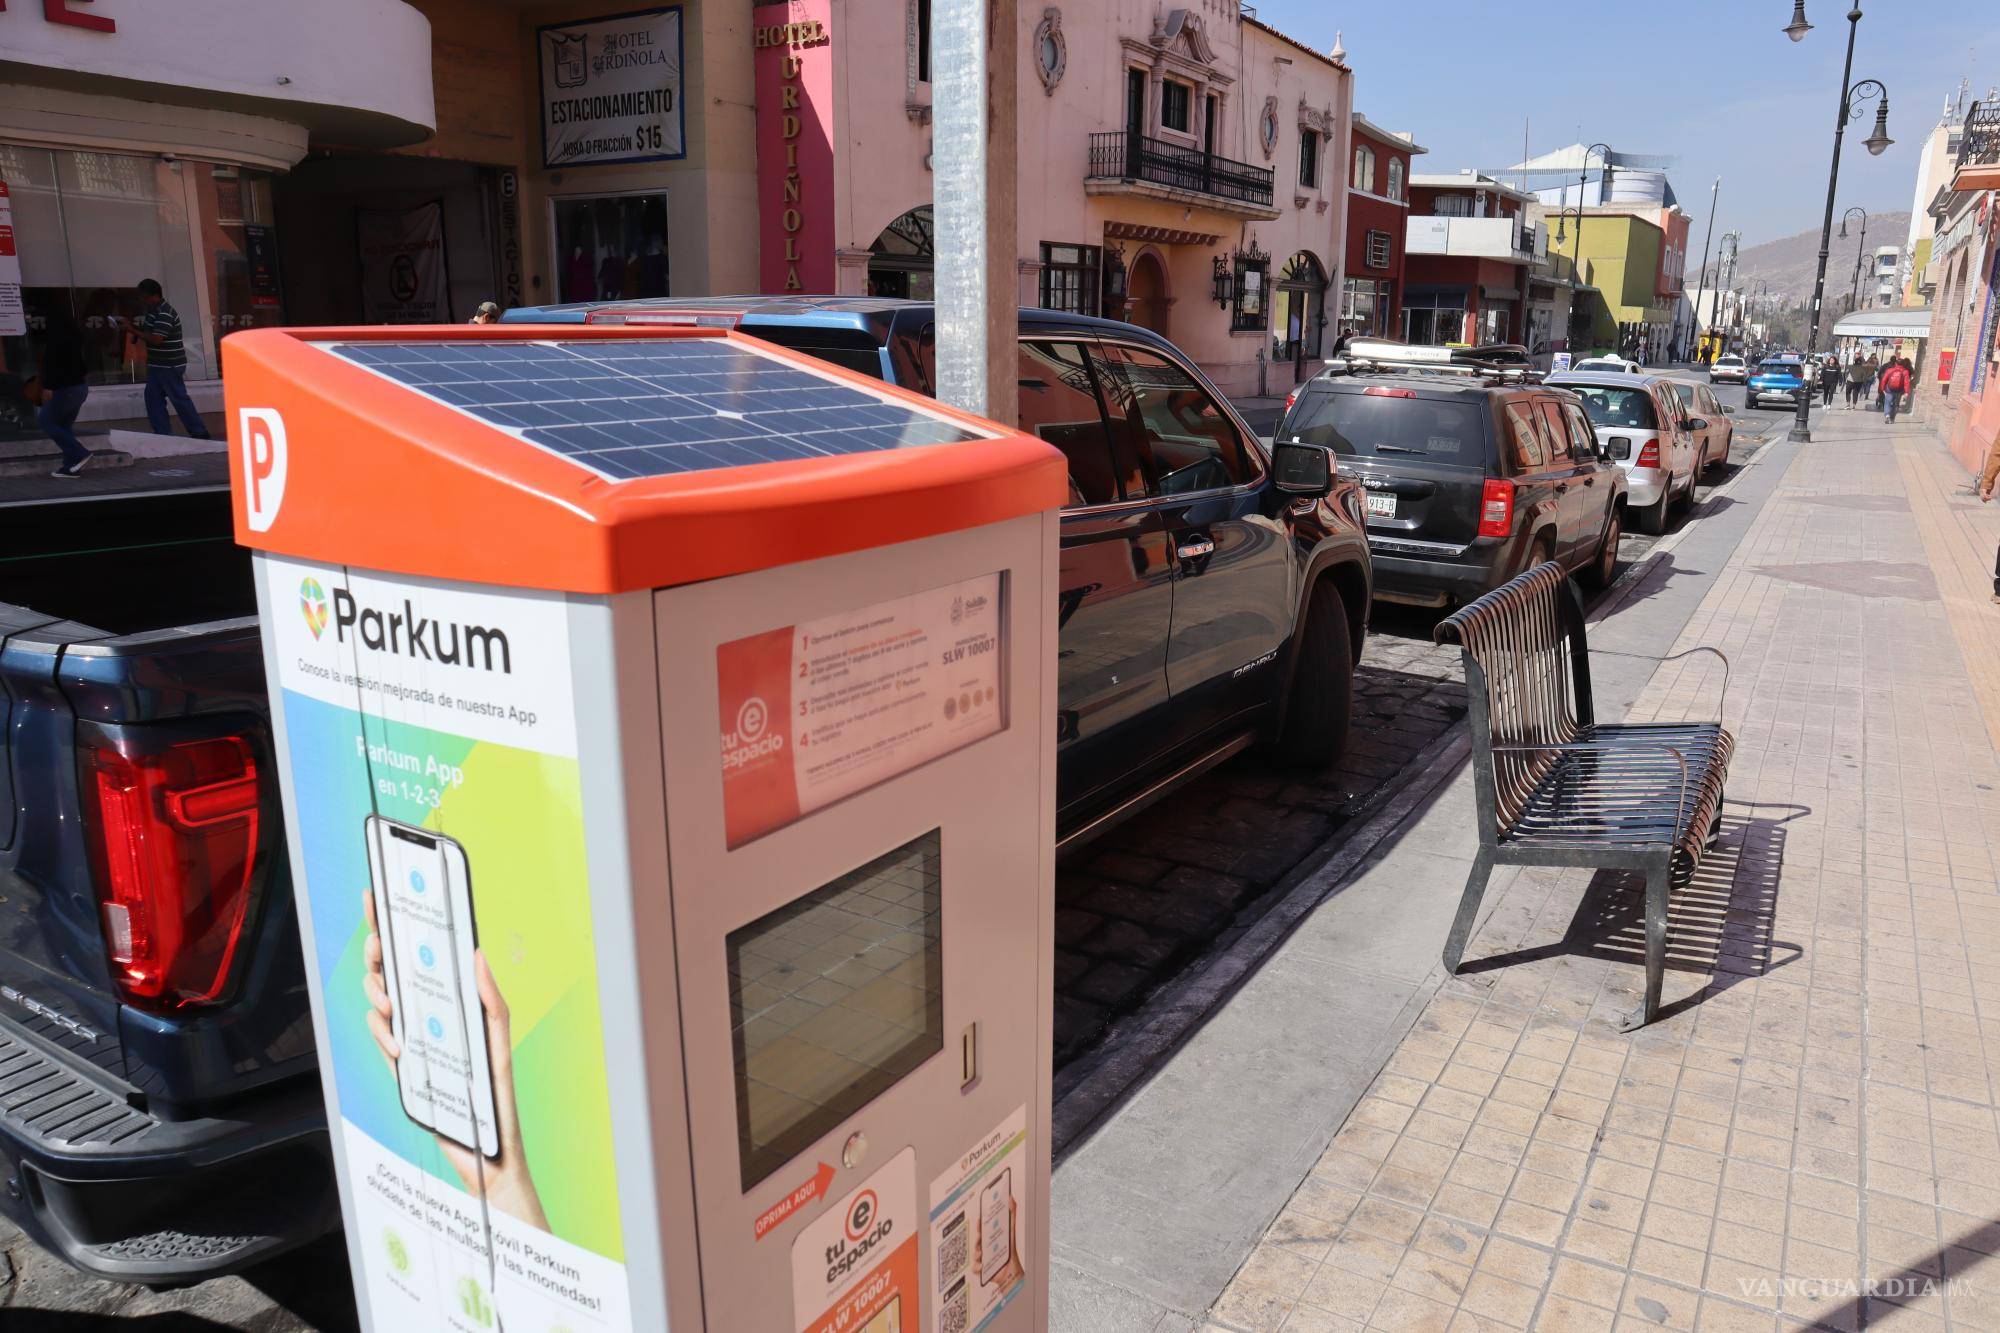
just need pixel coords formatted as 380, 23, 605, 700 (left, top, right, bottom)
1980, 432, 2000, 603
121, 278, 211, 440
469, 301, 501, 325
1880, 357, 1911, 423
1845, 355, 1872, 407
38, 316, 92, 478
1818, 358, 1840, 407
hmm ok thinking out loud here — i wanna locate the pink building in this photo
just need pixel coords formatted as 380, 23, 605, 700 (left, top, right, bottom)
759, 0, 1354, 397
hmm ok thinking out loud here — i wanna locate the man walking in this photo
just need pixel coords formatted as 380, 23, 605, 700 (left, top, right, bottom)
1845, 355, 1872, 408
124, 278, 211, 439
39, 316, 91, 477
1880, 357, 1911, 424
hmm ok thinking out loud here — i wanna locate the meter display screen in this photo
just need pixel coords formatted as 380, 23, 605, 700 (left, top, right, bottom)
727, 831, 944, 1189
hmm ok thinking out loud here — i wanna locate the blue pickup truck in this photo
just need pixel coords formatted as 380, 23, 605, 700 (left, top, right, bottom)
0, 487, 335, 1283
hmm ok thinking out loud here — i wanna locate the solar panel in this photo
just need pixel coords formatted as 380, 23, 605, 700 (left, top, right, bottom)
322, 338, 986, 480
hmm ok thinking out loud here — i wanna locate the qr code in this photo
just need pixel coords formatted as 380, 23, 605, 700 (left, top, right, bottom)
940, 1278, 969, 1333
938, 1217, 968, 1283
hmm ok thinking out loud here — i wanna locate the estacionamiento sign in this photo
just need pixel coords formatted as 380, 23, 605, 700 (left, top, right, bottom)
539, 7, 685, 167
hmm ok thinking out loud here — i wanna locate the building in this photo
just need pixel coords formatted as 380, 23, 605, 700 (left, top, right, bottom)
1340, 116, 1422, 340
1871, 245, 1902, 307
1903, 84, 1978, 306
1402, 171, 1540, 348
1926, 94, 1999, 475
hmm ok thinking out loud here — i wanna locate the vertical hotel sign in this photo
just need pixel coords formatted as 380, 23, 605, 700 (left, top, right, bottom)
754, 0, 834, 293
0, 179, 24, 337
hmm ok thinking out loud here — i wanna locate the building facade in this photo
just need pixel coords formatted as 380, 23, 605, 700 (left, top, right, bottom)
1402, 172, 1539, 348
1341, 115, 1421, 340
1929, 97, 2000, 476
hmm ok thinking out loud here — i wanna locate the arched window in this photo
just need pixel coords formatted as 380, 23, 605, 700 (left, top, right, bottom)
1387, 157, 1405, 202
1352, 144, 1376, 194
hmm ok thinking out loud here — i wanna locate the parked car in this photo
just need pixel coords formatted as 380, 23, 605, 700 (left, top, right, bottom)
1545, 370, 1700, 536
504, 295, 1373, 828
1745, 357, 1808, 408
1665, 380, 1738, 474
0, 490, 334, 1285
1274, 367, 1627, 609
1571, 355, 1642, 375
1709, 353, 1748, 383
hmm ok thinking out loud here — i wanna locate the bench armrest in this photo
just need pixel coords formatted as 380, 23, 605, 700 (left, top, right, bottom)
1490, 740, 1687, 842
1591, 645, 1731, 721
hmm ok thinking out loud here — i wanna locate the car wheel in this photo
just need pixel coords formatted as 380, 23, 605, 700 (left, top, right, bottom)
1745, 390, 1758, 411
1526, 533, 1557, 577
1639, 488, 1672, 535
1584, 507, 1621, 590
1276, 579, 1354, 769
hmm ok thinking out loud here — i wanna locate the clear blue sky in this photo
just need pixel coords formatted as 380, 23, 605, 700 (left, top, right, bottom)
1255, 0, 1999, 248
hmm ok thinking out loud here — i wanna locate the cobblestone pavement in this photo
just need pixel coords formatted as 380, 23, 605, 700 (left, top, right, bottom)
1208, 411, 2000, 1332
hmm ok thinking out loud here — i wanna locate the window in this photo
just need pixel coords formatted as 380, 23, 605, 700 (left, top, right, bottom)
1480, 307, 1510, 344
728, 831, 943, 1189
1434, 195, 1474, 217
1298, 130, 1320, 189
1563, 403, 1598, 456
1567, 386, 1658, 430
1038, 243, 1100, 317
1534, 400, 1572, 461
1286, 392, 1483, 467
1365, 230, 1392, 270
1340, 277, 1385, 337
1387, 157, 1405, 202
1017, 341, 1120, 506
1090, 343, 1247, 495
553, 193, 671, 303
1161, 80, 1192, 134
1403, 291, 1465, 346
1232, 260, 1268, 333
1352, 144, 1376, 194
1504, 402, 1546, 468
916, 0, 931, 82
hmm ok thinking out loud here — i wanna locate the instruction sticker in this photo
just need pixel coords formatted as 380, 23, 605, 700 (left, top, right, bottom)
793, 1148, 921, 1333
928, 1106, 1029, 1333
717, 573, 1006, 847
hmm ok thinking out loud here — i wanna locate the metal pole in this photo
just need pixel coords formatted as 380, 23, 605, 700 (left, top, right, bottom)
1847, 213, 1868, 312
1793, 4, 1862, 442
932, 0, 1019, 424
1692, 176, 1719, 359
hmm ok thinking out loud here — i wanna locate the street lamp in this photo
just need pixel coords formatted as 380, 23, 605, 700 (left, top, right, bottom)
1692, 177, 1721, 360
1785, 3, 1892, 443
1839, 206, 1868, 314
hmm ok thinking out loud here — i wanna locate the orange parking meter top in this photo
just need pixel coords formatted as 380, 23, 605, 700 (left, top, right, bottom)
220, 324, 1066, 595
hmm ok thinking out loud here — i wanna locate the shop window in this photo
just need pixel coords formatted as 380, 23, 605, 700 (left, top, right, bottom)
195, 164, 284, 358
1352, 144, 1375, 194
1038, 243, 1100, 317
1298, 131, 1319, 189
1480, 307, 1510, 344
1161, 80, 1192, 134
1403, 293, 1465, 347
1365, 230, 1392, 270
1231, 261, 1268, 333
551, 193, 670, 304
1341, 278, 1384, 338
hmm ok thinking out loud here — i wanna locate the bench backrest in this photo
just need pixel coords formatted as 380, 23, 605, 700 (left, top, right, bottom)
1434, 561, 1594, 844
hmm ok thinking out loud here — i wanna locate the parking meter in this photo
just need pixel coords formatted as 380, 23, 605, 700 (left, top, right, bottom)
224, 324, 1063, 1332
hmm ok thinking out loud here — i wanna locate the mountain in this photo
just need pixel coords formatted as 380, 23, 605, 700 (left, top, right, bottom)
1711, 212, 1911, 306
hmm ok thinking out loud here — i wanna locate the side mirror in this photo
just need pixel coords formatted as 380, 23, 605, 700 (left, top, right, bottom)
1272, 442, 1334, 497
1723, 405, 1737, 415
1682, 417, 1708, 432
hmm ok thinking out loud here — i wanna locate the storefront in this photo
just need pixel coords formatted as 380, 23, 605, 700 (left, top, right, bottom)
0, 0, 433, 437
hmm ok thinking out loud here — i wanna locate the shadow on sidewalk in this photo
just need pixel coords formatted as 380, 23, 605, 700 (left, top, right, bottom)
1460, 800, 1810, 1023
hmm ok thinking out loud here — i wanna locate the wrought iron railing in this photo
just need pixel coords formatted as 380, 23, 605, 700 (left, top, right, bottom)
1086, 131, 1275, 209
1960, 100, 2000, 174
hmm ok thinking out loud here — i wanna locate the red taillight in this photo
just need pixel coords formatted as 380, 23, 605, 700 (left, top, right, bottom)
1284, 387, 1299, 413
1363, 386, 1418, 398
82, 736, 261, 1010
1635, 438, 1661, 468
1478, 478, 1515, 538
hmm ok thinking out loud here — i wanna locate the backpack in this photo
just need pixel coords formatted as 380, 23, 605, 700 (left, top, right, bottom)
1883, 364, 1910, 393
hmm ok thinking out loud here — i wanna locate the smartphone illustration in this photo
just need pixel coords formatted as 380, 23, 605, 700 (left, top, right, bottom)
364, 815, 499, 1158
979, 1168, 1012, 1286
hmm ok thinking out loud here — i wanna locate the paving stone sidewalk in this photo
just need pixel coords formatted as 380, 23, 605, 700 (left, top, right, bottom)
1209, 413, 2000, 1332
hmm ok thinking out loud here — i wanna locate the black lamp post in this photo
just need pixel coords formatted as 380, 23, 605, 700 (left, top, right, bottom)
1839, 206, 1868, 316
1691, 177, 1721, 360
1786, 2, 1893, 443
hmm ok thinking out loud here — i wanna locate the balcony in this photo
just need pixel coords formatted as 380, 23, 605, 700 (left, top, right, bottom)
1085, 132, 1278, 218
1953, 99, 2000, 194
1405, 216, 1537, 261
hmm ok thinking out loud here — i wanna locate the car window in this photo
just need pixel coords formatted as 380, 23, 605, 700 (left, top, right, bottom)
1669, 383, 1694, 412
1563, 403, 1598, 455
1504, 402, 1545, 468
1090, 343, 1249, 496
1533, 400, 1572, 461
1284, 388, 1486, 467
746, 324, 889, 379
1016, 340, 1122, 507
1563, 385, 1657, 430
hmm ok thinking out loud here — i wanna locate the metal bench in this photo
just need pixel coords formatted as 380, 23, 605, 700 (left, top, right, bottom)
1433, 562, 1734, 1030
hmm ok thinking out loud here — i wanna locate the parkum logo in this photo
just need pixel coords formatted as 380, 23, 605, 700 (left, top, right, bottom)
315, 585, 514, 674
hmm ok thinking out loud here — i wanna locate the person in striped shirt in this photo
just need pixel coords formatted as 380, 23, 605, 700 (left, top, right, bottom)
123, 278, 213, 440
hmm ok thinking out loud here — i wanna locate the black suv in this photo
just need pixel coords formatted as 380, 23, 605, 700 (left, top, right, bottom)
1276, 369, 1626, 609
504, 296, 1373, 845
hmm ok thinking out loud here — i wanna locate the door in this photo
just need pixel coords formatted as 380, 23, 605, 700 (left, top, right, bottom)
1657, 384, 1696, 491
1088, 341, 1291, 736
1016, 339, 1175, 807
1125, 68, 1146, 174
1533, 397, 1598, 564
1125, 253, 1168, 336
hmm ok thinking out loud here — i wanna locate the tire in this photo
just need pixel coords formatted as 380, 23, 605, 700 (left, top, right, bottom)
1526, 533, 1557, 577
1584, 507, 1621, 590
1276, 580, 1354, 769
1638, 488, 1672, 535
1745, 389, 1758, 411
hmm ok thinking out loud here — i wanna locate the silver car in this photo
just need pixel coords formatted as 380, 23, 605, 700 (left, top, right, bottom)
1544, 371, 1703, 535
1709, 353, 1748, 384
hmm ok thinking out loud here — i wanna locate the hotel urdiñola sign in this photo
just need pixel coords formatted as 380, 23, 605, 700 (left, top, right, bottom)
754, 3, 834, 293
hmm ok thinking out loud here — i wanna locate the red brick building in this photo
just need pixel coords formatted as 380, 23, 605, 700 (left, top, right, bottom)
1402, 172, 1539, 347
1341, 115, 1424, 338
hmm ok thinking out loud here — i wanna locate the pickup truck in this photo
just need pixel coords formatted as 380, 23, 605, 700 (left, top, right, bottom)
0, 486, 335, 1283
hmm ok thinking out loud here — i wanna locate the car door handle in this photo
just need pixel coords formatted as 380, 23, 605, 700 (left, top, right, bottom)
1177, 537, 1216, 561
1554, 482, 1569, 494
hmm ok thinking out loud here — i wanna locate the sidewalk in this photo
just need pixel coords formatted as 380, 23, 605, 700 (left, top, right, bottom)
1204, 409, 2000, 1331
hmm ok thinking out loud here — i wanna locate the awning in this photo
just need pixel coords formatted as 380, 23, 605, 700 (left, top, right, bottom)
1830, 307, 1932, 340
1102, 221, 1221, 247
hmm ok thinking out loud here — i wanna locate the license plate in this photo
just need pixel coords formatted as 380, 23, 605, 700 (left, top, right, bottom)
1365, 493, 1397, 519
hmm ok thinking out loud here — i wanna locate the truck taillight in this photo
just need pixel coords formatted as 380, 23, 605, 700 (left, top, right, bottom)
1478, 478, 1515, 538
81, 736, 261, 1010
1635, 438, 1661, 468
1284, 387, 1299, 412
